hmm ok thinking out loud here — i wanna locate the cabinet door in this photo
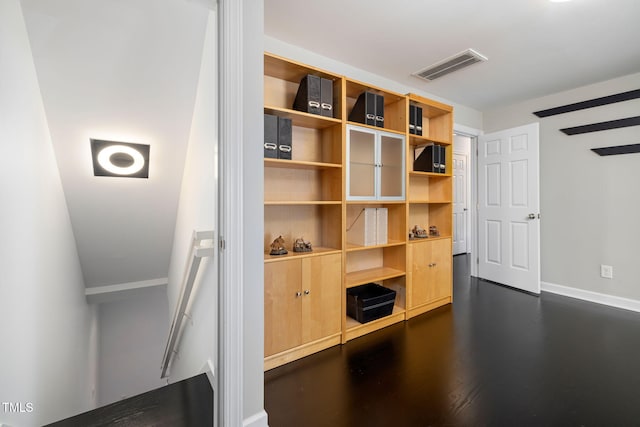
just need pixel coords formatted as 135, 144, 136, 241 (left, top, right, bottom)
265, 260, 303, 356
379, 132, 405, 200
410, 238, 452, 307
427, 238, 452, 302
347, 126, 376, 199
301, 254, 342, 344
347, 125, 405, 201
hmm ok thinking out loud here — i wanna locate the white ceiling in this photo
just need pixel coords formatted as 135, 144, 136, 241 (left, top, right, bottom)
21, 0, 209, 287
265, 0, 640, 110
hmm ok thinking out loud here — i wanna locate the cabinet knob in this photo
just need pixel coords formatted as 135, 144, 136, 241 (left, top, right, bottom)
304, 289, 310, 295
295, 291, 302, 297
429, 263, 437, 267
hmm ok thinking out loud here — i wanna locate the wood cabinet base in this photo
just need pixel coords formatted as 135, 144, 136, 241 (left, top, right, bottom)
264, 333, 342, 371
343, 307, 406, 343
406, 296, 451, 320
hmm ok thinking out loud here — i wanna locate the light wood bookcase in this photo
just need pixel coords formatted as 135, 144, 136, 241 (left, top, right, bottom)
405, 94, 454, 319
263, 54, 453, 370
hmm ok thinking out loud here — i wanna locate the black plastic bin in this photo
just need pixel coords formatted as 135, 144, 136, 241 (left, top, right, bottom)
347, 283, 396, 324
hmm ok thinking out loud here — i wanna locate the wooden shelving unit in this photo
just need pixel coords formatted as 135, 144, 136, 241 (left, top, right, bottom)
405, 94, 454, 320
263, 54, 453, 370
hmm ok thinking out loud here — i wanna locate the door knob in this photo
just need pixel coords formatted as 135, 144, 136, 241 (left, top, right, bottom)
528, 213, 536, 220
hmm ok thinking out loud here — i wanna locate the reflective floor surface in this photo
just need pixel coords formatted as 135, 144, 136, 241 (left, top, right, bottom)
265, 254, 640, 426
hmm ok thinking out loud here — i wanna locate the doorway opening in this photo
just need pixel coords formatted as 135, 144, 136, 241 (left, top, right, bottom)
453, 126, 480, 277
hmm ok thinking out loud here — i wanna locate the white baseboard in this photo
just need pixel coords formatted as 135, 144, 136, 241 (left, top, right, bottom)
541, 281, 640, 313
200, 359, 215, 390
243, 410, 268, 427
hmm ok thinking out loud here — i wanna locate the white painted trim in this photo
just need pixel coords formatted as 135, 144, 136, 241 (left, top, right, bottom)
200, 358, 216, 390
217, 0, 244, 426
243, 410, 269, 427
200, 359, 217, 427
454, 123, 482, 138
541, 281, 640, 313
84, 278, 167, 304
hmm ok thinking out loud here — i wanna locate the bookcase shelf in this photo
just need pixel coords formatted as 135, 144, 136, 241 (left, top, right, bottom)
408, 200, 452, 205
264, 53, 343, 120
409, 171, 452, 178
263, 53, 453, 369
264, 201, 342, 206
344, 305, 405, 341
346, 121, 407, 136
264, 158, 341, 170
409, 134, 452, 146
344, 267, 406, 288
345, 78, 407, 134
264, 105, 342, 129
264, 246, 342, 263
346, 240, 405, 252
408, 235, 452, 243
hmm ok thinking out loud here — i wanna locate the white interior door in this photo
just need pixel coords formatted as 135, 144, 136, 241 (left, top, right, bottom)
453, 153, 468, 255
478, 123, 540, 294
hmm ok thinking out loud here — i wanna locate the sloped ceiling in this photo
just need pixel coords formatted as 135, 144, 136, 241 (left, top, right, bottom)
265, 0, 640, 110
21, 0, 209, 287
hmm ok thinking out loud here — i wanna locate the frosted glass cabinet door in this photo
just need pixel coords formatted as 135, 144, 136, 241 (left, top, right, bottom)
347, 125, 405, 201
380, 133, 405, 198
347, 127, 376, 198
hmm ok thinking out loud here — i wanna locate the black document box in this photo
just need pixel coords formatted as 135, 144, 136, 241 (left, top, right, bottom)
415, 106, 423, 136
349, 91, 384, 127
293, 74, 322, 115
264, 113, 278, 158
414, 145, 438, 173
320, 77, 333, 117
409, 105, 416, 134
409, 105, 424, 136
438, 145, 446, 173
414, 145, 445, 173
277, 116, 292, 159
347, 283, 396, 323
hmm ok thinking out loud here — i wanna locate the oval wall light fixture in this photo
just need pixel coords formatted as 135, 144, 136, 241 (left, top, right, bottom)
90, 139, 150, 178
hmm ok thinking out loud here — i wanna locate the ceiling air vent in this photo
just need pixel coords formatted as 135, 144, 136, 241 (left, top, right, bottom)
412, 49, 488, 81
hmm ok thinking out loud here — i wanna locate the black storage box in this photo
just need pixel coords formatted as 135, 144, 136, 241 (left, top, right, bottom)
347, 283, 396, 323
263, 113, 278, 158
349, 91, 384, 127
277, 116, 292, 159
293, 74, 322, 115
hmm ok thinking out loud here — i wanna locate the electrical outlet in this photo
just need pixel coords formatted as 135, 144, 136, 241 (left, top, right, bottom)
600, 264, 613, 279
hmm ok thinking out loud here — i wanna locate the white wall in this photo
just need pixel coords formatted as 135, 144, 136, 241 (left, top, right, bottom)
0, 1, 98, 425
97, 290, 169, 406
484, 72, 640, 302
166, 9, 218, 383
264, 36, 483, 130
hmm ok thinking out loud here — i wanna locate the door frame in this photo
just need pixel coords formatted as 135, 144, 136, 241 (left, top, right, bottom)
452, 140, 471, 255
453, 124, 482, 277
217, 1, 267, 426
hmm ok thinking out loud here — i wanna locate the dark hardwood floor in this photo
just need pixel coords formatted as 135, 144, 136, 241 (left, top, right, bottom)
265, 255, 640, 426
46, 373, 212, 427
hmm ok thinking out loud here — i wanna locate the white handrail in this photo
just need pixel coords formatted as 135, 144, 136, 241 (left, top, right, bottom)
161, 230, 215, 378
